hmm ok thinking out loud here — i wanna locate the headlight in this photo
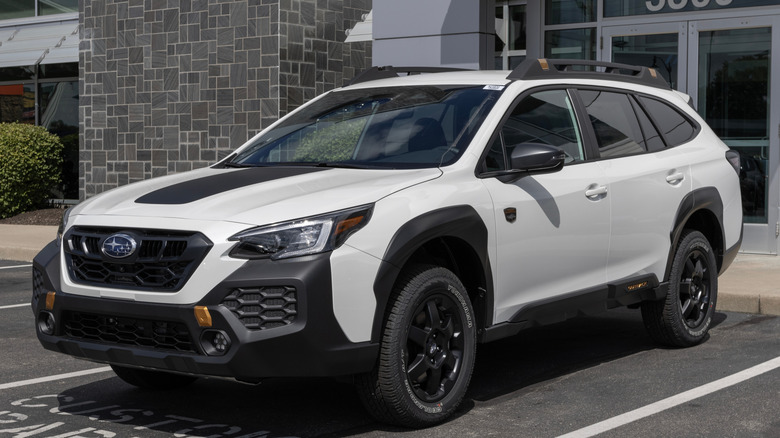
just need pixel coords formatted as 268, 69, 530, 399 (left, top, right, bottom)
57, 207, 72, 247
228, 205, 373, 260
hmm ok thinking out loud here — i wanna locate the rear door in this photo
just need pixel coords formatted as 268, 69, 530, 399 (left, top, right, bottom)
575, 88, 695, 282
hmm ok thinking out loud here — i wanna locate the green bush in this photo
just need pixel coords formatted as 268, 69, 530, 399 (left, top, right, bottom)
0, 123, 63, 219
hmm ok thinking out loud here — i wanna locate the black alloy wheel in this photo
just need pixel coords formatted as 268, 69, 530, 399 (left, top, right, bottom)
641, 230, 718, 347
356, 265, 476, 427
405, 293, 467, 403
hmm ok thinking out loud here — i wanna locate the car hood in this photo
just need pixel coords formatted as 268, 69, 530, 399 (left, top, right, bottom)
70, 166, 442, 226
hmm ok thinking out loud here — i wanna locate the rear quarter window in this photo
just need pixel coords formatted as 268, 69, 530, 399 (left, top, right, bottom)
637, 96, 698, 147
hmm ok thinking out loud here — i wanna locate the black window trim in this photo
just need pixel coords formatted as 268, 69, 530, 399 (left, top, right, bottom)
570, 86, 702, 162
634, 93, 702, 149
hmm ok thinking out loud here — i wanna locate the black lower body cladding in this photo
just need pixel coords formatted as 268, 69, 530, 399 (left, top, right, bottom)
32, 245, 378, 381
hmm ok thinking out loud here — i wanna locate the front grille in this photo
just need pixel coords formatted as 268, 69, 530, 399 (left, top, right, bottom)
64, 227, 211, 292
63, 311, 197, 353
221, 286, 298, 330
32, 267, 45, 306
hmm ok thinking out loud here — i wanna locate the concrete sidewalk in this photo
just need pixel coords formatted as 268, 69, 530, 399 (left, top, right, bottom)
1, 224, 778, 316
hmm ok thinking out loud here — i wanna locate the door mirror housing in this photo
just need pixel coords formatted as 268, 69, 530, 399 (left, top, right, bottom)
508, 142, 567, 173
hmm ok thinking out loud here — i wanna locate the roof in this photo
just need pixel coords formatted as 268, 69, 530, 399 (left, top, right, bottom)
0, 20, 79, 68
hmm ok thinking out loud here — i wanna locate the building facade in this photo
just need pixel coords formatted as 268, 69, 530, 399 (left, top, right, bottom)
370, 0, 780, 254
1, 0, 776, 253
0, 1, 79, 199
79, 0, 371, 199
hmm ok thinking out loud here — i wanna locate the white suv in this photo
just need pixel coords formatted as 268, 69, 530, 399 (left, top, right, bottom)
33, 59, 742, 427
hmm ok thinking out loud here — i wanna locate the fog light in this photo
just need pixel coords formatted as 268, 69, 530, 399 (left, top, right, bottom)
201, 330, 231, 356
38, 312, 55, 335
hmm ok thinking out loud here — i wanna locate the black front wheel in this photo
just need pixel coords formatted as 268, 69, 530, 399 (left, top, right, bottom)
356, 266, 476, 427
641, 230, 718, 347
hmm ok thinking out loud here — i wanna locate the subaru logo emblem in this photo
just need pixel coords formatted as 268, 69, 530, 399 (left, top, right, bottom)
102, 234, 137, 259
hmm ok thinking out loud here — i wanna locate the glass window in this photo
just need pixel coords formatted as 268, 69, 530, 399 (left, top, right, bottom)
630, 97, 665, 152
232, 86, 501, 169
579, 90, 646, 158
0, 0, 34, 20
492, 90, 584, 168
0, 84, 35, 125
605, 0, 780, 17
40, 80, 78, 199
546, 0, 595, 25
39, 0, 77, 15
495, 2, 526, 70
637, 96, 696, 147
0, 66, 35, 82
611, 33, 679, 89
39, 63, 78, 79
545, 28, 596, 60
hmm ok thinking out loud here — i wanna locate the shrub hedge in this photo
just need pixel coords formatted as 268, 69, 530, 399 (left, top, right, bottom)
0, 123, 64, 219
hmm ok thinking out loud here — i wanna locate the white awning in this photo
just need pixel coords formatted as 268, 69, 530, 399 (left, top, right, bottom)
345, 10, 372, 43
0, 21, 78, 68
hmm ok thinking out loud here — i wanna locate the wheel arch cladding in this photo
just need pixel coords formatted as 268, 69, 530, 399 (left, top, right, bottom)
371, 205, 493, 343
667, 187, 725, 282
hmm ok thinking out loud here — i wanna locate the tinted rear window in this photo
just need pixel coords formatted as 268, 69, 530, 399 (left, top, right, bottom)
638, 96, 697, 147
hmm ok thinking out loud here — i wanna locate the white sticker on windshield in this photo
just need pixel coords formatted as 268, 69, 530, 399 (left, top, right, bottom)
483, 85, 505, 91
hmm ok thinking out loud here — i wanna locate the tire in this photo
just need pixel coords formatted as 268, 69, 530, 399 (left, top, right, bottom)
356, 266, 476, 428
111, 365, 197, 390
641, 230, 718, 347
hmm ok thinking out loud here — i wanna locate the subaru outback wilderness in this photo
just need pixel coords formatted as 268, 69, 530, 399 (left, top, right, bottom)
33, 59, 742, 427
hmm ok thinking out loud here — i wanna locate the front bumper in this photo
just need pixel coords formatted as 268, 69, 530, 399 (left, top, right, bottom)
32, 240, 378, 381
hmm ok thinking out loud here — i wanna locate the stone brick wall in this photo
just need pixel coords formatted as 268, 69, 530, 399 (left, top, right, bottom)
79, 0, 371, 200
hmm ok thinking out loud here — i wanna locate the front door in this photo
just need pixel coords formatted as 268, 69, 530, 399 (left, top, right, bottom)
604, 17, 780, 254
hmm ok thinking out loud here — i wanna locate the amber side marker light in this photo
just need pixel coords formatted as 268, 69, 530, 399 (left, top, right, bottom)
194, 306, 212, 327
335, 215, 365, 236
45, 292, 56, 310
538, 58, 550, 71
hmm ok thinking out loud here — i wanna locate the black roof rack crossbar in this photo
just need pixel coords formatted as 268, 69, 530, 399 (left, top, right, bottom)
348, 66, 472, 86
508, 58, 670, 90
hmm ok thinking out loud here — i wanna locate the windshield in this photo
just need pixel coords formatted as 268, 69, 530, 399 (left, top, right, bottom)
228, 85, 501, 169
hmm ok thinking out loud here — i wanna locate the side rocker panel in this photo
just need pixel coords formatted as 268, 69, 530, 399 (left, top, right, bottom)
370, 205, 493, 343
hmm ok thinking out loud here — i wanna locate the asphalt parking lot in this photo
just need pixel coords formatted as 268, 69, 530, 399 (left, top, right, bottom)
2, 259, 779, 437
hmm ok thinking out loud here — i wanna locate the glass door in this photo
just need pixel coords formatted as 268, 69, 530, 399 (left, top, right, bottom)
688, 17, 780, 253
602, 23, 687, 91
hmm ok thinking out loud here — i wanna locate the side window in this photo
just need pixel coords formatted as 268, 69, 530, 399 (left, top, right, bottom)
630, 97, 665, 152
486, 89, 584, 171
579, 90, 646, 159
637, 96, 697, 147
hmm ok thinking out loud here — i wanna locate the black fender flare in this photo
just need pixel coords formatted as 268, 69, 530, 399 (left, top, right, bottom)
370, 205, 493, 343
665, 187, 726, 282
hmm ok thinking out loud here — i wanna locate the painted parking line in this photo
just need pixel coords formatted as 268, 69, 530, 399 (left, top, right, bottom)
0, 303, 29, 310
557, 355, 780, 438
0, 367, 113, 391
0, 264, 32, 270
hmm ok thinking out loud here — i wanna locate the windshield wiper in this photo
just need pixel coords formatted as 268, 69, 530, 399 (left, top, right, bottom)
223, 162, 273, 168
314, 162, 377, 169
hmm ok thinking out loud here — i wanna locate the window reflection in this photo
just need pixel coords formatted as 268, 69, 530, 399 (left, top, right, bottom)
40, 81, 79, 199
698, 27, 770, 223
39, 0, 78, 15
0, 84, 35, 125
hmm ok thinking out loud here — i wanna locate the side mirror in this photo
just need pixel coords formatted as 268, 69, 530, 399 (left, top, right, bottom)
508, 142, 566, 174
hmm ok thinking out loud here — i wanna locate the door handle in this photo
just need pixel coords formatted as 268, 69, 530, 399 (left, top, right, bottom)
585, 185, 608, 199
666, 172, 685, 185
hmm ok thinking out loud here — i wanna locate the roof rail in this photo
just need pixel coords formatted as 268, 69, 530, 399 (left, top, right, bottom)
507, 58, 670, 90
347, 66, 472, 86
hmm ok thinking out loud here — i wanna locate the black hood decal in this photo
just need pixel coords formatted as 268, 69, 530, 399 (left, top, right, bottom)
135, 167, 329, 205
